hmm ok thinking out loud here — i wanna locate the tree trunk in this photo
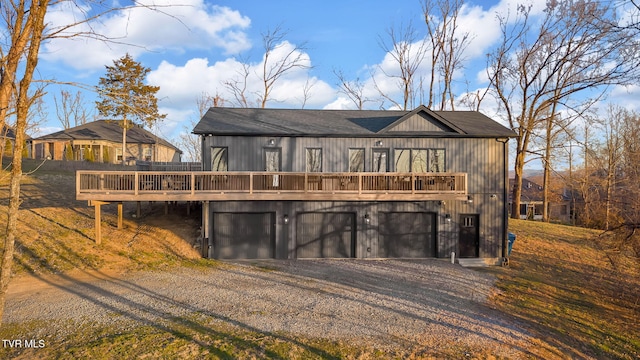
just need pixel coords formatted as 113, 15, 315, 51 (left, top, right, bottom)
511, 149, 525, 219
0, 0, 49, 323
0, 118, 25, 320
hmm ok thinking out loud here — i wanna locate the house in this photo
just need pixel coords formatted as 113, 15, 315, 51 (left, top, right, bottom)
509, 178, 572, 222
1, 124, 31, 158
192, 105, 516, 263
30, 120, 181, 164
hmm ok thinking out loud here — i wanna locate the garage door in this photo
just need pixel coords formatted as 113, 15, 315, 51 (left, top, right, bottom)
296, 212, 356, 258
378, 212, 436, 257
213, 212, 275, 259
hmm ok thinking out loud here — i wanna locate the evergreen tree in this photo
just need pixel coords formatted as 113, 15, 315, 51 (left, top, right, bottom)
96, 54, 166, 165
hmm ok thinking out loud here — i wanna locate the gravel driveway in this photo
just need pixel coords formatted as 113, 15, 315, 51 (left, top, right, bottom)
4, 259, 535, 357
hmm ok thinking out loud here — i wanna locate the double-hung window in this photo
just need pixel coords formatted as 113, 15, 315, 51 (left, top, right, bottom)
348, 148, 365, 172
306, 148, 322, 172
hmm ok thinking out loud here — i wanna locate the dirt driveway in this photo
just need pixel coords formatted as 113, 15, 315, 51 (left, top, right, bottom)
4, 259, 538, 357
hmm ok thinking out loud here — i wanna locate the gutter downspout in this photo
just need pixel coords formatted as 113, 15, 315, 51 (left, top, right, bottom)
497, 137, 510, 265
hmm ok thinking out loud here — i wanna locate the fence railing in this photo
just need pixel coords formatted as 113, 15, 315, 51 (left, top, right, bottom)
76, 171, 467, 200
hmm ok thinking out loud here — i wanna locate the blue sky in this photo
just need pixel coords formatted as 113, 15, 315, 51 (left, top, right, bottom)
33, 0, 639, 148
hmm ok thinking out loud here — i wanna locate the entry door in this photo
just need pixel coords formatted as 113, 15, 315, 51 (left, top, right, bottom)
459, 214, 479, 258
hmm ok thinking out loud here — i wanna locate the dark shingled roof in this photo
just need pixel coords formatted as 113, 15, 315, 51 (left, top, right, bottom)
193, 105, 516, 138
34, 120, 181, 153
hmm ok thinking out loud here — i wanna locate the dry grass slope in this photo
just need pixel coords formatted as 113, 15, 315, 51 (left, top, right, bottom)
491, 220, 640, 359
0, 161, 204, 277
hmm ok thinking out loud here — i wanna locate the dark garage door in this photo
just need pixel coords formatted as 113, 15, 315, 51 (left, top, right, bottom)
213, 212, 275, 259
296, 212, 356, 258
378, 212, 436, 257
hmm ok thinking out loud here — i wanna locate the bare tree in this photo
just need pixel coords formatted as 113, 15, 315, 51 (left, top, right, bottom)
333, 69, 371, 110
0, 0, 49, 323
54, 90, 92, 129
176, 92, 224, 162
375, 21, 428, 110
298, 76, 316, 109
0, 0, 178, 323
258, 25, 311, 108
223, 58, 251, 108
486, 1, 640, 219
422, 0, 472, 110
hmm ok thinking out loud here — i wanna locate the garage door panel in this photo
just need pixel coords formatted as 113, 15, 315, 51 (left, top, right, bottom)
296, 212, 355, 258
213, 212, 275, 259
379, 212, 436, 258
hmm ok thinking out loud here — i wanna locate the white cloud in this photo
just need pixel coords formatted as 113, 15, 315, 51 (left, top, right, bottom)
147, 41, 338, 122
609, 85, 640, 113
41, 1, 251, 70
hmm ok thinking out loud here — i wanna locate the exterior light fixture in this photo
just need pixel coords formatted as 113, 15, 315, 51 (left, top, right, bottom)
490, 194, 497, 199
283, 214, 289, 224
438, 200, 446, 207
445, 214, 452, 222
374, 140, 383, 147
467, 195, 473, 204
268, 138, 276, 146
364, 213, 371, 224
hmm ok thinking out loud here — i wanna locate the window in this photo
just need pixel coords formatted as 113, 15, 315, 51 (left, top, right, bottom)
429, 149, 445, 172
211, 147, 228, 171
144, 147, 152, 161
395, 149, 411, 172
306, 148, 322, 172
264, 148, 281, 171
372, 149, 389, 172
115, 148, 122, 162
348, 148, 364, 172
394, 149, 428, 172
264, 148, 281, 186
394, 148, 445, 172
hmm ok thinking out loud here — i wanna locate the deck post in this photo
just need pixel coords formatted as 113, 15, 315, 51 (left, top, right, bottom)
92, 200, 109, 245
136, 201, 141, 218
117, 202, 123, 229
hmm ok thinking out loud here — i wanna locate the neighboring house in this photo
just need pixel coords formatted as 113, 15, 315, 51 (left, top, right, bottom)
509, 178, 572, 222
1, 124, 31, 158
192, 105, 516, 262
30, 120, 181, 164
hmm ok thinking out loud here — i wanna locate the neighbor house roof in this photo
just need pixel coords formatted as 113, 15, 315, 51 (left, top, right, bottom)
509, 178, 568, 203
34, 120, 181, 153
193, 105, 516, 138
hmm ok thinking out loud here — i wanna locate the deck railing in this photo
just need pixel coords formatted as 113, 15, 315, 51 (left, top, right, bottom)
76, 171, 467, 201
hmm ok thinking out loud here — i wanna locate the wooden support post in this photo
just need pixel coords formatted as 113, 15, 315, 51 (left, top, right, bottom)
164, 201, 169, 215
117, 202, 123, 229
186, 201, 191, 215
136, 201, 141, 218
92, 201, 109, 245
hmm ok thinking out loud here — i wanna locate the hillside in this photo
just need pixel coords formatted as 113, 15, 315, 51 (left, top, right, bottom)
494, 220, 640, 359
0, 160, 203, 277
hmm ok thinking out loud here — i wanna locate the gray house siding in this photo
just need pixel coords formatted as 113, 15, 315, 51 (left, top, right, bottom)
205, 198, 506, 259
196, 107, 513, 262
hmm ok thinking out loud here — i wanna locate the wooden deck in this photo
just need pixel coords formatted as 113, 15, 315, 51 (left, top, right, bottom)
76, 171, 468, 202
